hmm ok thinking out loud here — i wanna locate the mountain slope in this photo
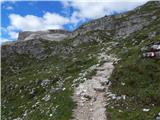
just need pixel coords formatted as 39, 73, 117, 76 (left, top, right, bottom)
1, 1, 160, 120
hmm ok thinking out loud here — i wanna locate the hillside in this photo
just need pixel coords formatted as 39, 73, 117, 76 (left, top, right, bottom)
1, 1, 160, 120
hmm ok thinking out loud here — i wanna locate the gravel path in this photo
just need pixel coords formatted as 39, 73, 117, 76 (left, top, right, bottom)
72, 55, 116, 120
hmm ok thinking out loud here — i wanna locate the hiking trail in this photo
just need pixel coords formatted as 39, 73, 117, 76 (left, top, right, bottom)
72, 54, 117, 120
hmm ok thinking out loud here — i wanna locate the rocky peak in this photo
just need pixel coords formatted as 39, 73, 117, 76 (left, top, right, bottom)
73, 1, 160, 38
18, 29, 71, 41
2, 1, 160, 60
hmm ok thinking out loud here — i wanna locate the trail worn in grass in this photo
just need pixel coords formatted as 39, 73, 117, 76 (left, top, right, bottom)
72, 54, 117, 120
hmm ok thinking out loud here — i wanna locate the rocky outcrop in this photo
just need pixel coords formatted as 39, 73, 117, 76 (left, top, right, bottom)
141, 42, 160, 59
72, 1, 160, 38
1, 39, 46, 59
1, 39, 74, 60
18, 29, 71, 41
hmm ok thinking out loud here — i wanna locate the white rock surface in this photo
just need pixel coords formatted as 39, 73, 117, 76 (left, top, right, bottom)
18, 30, 71, 41
142, 108, 150, 112
42, 94, 51, 102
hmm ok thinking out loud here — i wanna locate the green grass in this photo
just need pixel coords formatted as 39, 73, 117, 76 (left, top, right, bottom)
2, 2, 160, 119
1, 38, 102, 120
107, 23, 160, 120
108, 107, 160, 120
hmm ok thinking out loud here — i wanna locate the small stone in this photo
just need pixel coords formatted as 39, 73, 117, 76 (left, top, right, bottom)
23, 110, 28, 117
93, 97, 97, 102
50, 88, 62, 94
81, 96, 85, 100
62, 88, 66, 91
94, 86, 106, 92
118, 110, 123, 112
100, 79, 109, 86
49, 114, 53, 117
116, 96, 121, 100
83, 94, 92, 100
142, 108, 150, 112
29, 88, 35, 95
81, 103, 84, 106
112, 95, 116, 100
152, 16, 157, 20
42, 94, 51, 102
156, 116, 160, 120
90, 103, 93, 106
13, 117, 22, 120
121, 82, 125, 86
122, 95, 126, 100
41, 79, 51, 87
111, 106, 114, 109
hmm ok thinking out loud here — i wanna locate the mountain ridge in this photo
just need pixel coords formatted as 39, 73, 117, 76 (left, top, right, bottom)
1, 1, 160, 120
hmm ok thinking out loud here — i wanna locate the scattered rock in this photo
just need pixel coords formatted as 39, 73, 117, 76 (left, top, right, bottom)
141, 42, 160, 59
122, 95, 126, 100
142, 108, 150, 112
42, 94, 51, 102
94, 86, 106, 92
50, 87, 62, 94
41, 79, 51, 87
156, 113, 160, 120
118, 110, 123, 112
83, 94, 92, 100
100, 79, 109, 86
13, 117, 22, 120
62, 87, 66, 91
72, 54, 116, 120
156, 116, 160, 120
121, 82, 125, 86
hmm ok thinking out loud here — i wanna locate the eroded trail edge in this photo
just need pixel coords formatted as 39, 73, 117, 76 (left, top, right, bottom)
72, 54, 117, 120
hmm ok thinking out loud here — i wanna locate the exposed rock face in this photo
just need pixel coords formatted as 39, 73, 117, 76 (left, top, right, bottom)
1, 39, 73, 59
18, 29, 71, 41
72, 1, 160, 38
1, 39, 45, 59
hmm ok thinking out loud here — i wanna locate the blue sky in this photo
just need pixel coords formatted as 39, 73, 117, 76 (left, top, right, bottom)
1, 0, 148, 43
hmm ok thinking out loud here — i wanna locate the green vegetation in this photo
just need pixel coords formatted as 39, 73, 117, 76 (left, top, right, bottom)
1, 38, 103, 120
2, 2, 160, 120
107, 20, 160, 120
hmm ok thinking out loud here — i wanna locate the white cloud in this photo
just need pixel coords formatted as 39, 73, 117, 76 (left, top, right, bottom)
8, 12, 69, 31
8, 31, 18, 39
0, 38, 12, 44
43, 12, 69, 27
6, 12, 70, 40
6, 6, 13, 10
0, 0, 16, 3
0, 0, 4, 2
4, 0, 149, 41
61, 0, 149, 26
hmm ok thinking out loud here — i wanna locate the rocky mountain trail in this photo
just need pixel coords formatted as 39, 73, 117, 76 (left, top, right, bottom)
72, 53, 117, 120
2, 1, 160, 120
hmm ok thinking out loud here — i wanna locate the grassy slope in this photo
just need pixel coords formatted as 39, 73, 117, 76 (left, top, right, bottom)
2, 2, 160, 120
107, 12, 160, 120
1, 32, 111, 120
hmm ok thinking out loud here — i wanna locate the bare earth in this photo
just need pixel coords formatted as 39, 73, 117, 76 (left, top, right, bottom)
72, 55, 116, 120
